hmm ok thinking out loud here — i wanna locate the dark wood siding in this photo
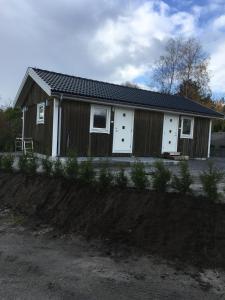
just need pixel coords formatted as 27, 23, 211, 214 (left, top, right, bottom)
23, 81, 53, 155
60, 100, 114, 156
60, 101, 90, 156
133, 110, 164, 156
178, 117, 210, 158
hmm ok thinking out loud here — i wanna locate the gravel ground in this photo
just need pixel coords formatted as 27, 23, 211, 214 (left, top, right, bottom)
0, 210, 224, 300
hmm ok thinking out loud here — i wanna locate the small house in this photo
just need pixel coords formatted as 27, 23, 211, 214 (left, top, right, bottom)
14, 67, 223, 158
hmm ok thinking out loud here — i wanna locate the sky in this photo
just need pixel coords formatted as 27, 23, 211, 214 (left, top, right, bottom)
0, 0, 225, 106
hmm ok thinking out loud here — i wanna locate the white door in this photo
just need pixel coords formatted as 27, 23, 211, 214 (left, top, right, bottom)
112, 108, 134, 153
162, 114, 179, 153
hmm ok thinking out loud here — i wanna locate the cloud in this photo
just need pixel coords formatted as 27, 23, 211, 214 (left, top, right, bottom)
0, 0, 225, 104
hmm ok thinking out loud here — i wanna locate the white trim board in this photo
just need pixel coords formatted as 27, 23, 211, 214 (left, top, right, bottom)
52, 98, 59, 157
14, 67, 51, 106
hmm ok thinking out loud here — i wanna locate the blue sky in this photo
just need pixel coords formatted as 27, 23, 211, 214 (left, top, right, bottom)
0, 0, 225, 106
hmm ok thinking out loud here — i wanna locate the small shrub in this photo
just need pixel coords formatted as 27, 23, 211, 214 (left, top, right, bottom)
64, 153, 79, 180
152, 160, 171, 192
98, 162, 114, 190
25, 155, 37, 175
52, 158, 64, 177
115, 167, 128, 189
18, 154, 37, 175
42, 156, 53, 176
171, 161, 193, 194
1, 154, 14, 172
18, 154, 28, 173
200, 162, 224, 201
79, 158, 95, 185
131, 161, 148, 190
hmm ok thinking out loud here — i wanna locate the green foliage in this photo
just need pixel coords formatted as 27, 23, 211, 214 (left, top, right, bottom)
18, 154, 37, 175
18, 154, 28, 173
1, 154, 14, 172
0, 107, 22, 151
200, 162, 224, 201
171, 161, 193, 194
64, 152, 79, 180
115, 167, 128, 189
25, 155, 37, 175
152, 160, 171, 192
79, 158, 95, 185
98, 162, 114, 190
42, 156, 53, 176
52, 158, 64, 177
131, 161, 148, 190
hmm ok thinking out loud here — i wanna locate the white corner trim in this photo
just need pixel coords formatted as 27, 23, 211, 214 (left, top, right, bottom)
52, 98, 59, 157
180, 116, 194, 139
207, 119, 212, 158
89, 104, 111, 134
14, 67, 51, 106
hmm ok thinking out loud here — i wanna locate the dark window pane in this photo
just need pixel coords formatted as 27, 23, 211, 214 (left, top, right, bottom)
93, 108, 107, 129
183, 119, 191, 135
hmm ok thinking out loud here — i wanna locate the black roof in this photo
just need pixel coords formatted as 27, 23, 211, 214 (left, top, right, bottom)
33, 68, 223, 118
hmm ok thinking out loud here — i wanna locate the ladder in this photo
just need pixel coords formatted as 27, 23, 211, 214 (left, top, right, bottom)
15, 138, 34, 155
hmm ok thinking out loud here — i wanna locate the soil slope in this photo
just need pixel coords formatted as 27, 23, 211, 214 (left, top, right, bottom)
0, 172, 225, 268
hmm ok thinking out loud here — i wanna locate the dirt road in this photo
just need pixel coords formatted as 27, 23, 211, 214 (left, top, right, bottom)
0, 210, 224, 300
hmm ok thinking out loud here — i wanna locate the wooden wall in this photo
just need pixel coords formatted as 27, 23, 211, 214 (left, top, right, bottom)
60, 101, 165, 157
178, 117, 210, 158
23, 87, 211, 158
24, 81, 53, 155
133, 110, 164, 156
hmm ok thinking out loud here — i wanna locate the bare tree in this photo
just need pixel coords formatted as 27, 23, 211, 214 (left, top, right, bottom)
153, 38, 182, 94
152, 37, 210, 97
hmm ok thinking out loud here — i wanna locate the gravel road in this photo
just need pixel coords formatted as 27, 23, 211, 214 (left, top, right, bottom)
0, 210, 224, 300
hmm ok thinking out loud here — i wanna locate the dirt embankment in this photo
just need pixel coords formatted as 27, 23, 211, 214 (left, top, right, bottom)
1, 172, 225, 269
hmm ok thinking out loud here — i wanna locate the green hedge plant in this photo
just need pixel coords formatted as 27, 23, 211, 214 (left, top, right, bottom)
79, 158, 95, 185
42, 156, 53, 176
152, 160, 171, 193
1, 154, 14, 172
64, 152, 79, 180
52, 158, 64, 177
98, 161, 114, 191
131, 161, 149, 190
200, 161, 224, 201
171, 161, 192, 194
115, 167, 128, 189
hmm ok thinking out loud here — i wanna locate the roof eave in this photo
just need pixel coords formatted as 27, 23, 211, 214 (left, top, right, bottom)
52, 91, 224, 120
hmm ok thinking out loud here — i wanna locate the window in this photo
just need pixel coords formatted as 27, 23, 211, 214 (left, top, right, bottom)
36, 102, 45, 124
90, 105, 111, 133
180, 116, 194, 139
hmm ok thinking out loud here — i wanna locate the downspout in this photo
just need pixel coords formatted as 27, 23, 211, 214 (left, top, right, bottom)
22, 106, 25, 151
57, 94, 63, 156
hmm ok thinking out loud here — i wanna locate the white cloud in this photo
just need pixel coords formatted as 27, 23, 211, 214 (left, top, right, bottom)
0, 0, 225, 103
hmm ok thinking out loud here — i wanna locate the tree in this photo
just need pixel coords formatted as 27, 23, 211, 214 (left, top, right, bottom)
153, 37, 210, 98
122, 81, 140, 89
0, 106, 22, 151
177, 79, 212, 106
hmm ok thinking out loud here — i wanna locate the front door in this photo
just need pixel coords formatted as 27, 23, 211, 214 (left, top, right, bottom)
162, 114, 179, 153
112, 108, 134, 153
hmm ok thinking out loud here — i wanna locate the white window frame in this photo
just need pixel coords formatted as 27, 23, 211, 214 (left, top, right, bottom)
36, 102, 45, 124
180, 116, 194, 139
90, 104, 111, 134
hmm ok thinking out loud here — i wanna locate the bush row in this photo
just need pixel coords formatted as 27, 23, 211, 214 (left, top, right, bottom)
0, 153, 224, 200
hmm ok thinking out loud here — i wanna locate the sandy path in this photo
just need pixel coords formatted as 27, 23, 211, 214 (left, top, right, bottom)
0, 211, 224, 300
